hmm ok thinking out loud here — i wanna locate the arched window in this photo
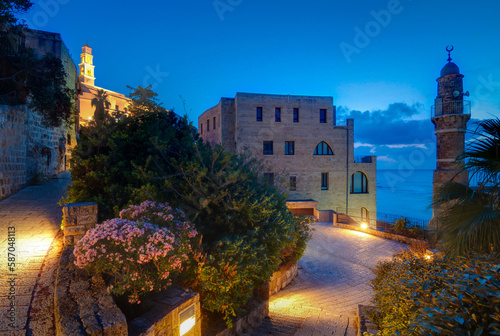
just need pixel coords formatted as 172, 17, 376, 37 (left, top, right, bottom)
351, 172, 368, 193
361, 207, 369, 223
313, 141, 334, 155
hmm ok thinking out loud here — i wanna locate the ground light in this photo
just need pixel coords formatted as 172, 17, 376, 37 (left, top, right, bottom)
360, 222, 368, 229
179, 303, 196, 336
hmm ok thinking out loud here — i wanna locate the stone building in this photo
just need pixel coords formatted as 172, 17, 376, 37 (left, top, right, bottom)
77, 44, 130, 126
0, 28, 78, 200
198, 92, 377, 225
430, 47, 471, 227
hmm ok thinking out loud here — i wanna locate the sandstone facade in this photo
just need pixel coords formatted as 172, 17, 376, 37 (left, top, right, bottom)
199, 92, 377, 226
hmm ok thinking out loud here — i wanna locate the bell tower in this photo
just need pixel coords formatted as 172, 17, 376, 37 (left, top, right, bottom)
430, 46, 471, 228
78, 43, 95, 86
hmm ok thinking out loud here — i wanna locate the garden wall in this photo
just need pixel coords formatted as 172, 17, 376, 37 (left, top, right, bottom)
333, 222, 426, 246
269, 260, 298, 296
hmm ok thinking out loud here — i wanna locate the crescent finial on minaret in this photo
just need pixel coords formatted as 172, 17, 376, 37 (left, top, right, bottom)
446, 45, 454, 62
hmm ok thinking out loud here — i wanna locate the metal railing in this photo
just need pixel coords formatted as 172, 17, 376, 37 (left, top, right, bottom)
431, 100, 471, 118
354, 156, 372, 163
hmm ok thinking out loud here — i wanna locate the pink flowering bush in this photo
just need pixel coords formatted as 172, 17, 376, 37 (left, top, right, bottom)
73, 201, 197, 304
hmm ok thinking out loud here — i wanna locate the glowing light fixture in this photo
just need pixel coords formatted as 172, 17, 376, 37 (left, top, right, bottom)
88, 116, 92, 120
179, 304, 196, 336
361, 222, 368, 229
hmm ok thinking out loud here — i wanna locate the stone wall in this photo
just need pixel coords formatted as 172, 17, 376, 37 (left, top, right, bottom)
0, 104, 68, 200
333, 222, 425, 246
269, 260, 298, 296
62, 202, 98, 246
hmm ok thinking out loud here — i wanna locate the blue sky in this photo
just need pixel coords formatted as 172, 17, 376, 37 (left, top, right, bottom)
19, 0, 500, 168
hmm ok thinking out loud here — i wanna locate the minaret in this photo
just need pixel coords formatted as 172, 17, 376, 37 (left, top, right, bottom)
430, 46, 471, 228
78, 43, 95, 86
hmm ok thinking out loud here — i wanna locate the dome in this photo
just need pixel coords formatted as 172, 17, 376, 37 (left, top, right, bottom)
441, 62, 460, 77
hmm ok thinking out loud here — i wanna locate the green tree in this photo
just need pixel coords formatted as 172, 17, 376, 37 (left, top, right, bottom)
0, 0, 32, 26
126, 84, 167, 116
434, 118, 500, 255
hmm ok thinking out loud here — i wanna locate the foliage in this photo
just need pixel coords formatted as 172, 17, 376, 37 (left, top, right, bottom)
370, 250, 500, 336
166, 143, 296, 327
73, 201, 197, 304
66, 89, 197, 220
1, 31, 75, 127
0, 0, 32, 26
394, 217, 410, 233
126, 84, 168, 117
434, 118, 500, 255
279, 214, 314, 264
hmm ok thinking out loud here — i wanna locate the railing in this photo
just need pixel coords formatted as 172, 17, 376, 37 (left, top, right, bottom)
354, 155, 372, 163
431, 100, 471, 118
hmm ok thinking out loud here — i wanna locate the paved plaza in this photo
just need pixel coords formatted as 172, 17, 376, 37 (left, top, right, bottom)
0, 173, 70, 336
251, 222, 406, 336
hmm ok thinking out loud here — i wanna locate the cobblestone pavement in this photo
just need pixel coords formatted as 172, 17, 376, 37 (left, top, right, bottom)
252, 222, 406, 336
0, 173, 70, 336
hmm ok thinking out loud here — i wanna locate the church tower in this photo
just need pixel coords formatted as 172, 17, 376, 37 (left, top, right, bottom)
431, 46, 471, 227
78, 43, 95, 86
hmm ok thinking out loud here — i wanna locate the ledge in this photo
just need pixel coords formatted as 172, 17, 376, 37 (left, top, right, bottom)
334, 222, 426, 246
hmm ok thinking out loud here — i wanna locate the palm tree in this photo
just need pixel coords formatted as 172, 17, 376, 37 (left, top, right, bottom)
91, 89, 111, 123
434, 118, 500, 255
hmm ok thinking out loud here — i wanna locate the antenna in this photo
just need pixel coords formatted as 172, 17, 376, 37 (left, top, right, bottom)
446, 45, 454, 62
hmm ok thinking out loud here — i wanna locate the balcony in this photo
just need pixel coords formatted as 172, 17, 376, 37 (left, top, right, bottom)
431, 100, 471, 118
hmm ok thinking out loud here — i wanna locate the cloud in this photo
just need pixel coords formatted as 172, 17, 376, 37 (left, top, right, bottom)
377, 155, 397, 162
385, 144, 429, 149
354, 142, 375, 148
337, 102, 435, 145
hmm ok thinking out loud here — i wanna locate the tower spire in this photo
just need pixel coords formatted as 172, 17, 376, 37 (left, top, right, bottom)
446, 45, 454, 63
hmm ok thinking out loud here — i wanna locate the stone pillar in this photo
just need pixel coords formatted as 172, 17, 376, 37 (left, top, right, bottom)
62, 202, 98, 246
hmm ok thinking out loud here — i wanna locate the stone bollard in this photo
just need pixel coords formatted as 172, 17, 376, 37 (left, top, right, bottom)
62, 202, 98, 246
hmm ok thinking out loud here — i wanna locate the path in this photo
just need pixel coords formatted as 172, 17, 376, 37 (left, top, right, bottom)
0, 173, 70, 336
252, 222, 406, 336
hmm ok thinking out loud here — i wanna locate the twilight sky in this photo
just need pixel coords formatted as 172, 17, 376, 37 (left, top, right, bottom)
19, 0, 500, 169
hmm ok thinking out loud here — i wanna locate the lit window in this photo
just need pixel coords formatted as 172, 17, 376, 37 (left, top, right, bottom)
256, 107, 263, 122
321, 173, 329, 190
290, 176, 296, 191
313, 141, 334, 155
263, 141, 273, 155
285, 141, 294, 155
264, 172, 274, 185
275, 107, 281, 122
320, 109, 327, 123
293, 108, 299, 123
351, 172, 368, 193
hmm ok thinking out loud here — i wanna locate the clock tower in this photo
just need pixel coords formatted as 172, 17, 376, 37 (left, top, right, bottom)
78, 43, 95, 86
430, 46, 471, 229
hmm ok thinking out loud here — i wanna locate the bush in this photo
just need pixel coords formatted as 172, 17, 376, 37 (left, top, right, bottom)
73, 201, 197, 304
279, 214, 314, 264
370, 250, 500, 335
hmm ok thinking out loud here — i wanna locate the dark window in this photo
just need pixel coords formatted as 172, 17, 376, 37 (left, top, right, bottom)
285, 141, 294, 155
351, 172, 368, 193
293, 108, 299, 123
321, 173, 329, 190
275, 107, 281, 122
213, 116, 216, 130
124, 107, 127, 114
67, 134, 71, 146
320, 109, 327, 123
256, 107, 263, 122
313, 141, 334, 155
200, 123, 203, 135
115, 105, 119, 111
263, 141, 273, 155
264, 172, 274, 185
290, 176, 297, 191
207, 119, 209, 132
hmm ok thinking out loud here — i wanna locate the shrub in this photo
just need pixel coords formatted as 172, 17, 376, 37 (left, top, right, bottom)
370, 250, 500, 335
279, 214, 314, 264
73, 201, 197, 304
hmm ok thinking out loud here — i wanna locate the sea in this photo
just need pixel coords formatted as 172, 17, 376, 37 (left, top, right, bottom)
377, 169, 433, 222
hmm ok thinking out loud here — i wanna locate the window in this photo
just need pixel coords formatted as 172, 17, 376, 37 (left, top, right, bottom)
321, 173, 329, 190
67, 133, 71, 146
314, 141, 334, 155
200, 123, 203, 135
275, 107, 281, 122
285, 141, 294, 155
213, 116, 216, 130
256, 107, 263, 122
351, 172, 368, 193
263, 141, 273, 155
115, 105, 119, 111
264, 172, 274, 185
207, 119, 209, 132
290, 176, 297, 191
361, 207, 369, 223
124, 107, 127, 114
320, 109, 327, 123
293, 108, 299, 123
